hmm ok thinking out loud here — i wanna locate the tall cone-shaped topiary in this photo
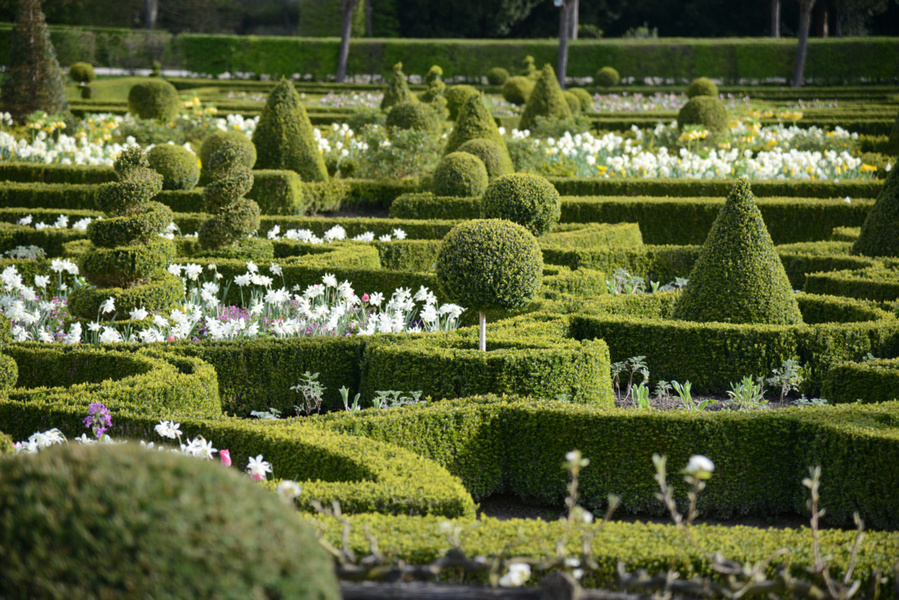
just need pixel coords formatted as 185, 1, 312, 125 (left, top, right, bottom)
673, 177, 802, 325
0, 0, 68, 122
444, 94, 514, 175
252, 79, 328, 183
851, 165, 899, 257
518, 64, 572, 132
380, 62, 416, 111
69, 147, 181, 319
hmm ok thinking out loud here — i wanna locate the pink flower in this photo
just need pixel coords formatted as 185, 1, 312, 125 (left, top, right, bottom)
219, 449, 231, 467
250, 473, 264, 481
166, 336, 175, 342
362, 293, 369, 303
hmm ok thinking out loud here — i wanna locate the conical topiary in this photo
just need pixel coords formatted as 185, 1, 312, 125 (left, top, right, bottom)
518, 64, 572, 132
672, 177, 803, 325
380, 62, 416, 111
444, 94, 513, 174
0, 0, 68, 123
851, 165, 899, 257
252, 79, 328, 183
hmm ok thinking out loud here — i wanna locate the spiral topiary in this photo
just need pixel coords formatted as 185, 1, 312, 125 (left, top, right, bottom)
199, 130, 256, 185
147, 144, 200, 190
436, 219, 543, 350
386, 101, 441, 134
851, 165, 899, 258
444, 94, 513, 173
568, 87, 594, 113
687, 76, 719, 99
677, 96, 728, 132
481, 172, 560, 237
502, 76, 535, 106
417, 65, 448, 119
673, 177, 803, 325
519, 64, 572, 132
380, 62, 416, 111
456, 137, 514, 178
0, 443, 340, 599
444, 84, 480, 121
433, 152, 489, 197
520, 55, 538, 79
253, 78, 328, 183
69, 61, 96, 84
128, 79, 180, 121
595, 66, 620, 88
0, 314, 16, 391
486, 67, 510, 86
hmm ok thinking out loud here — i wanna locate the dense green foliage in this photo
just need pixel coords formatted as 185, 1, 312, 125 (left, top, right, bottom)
501, 75, 534, 105
146, 144, 200, 191
481, 173, 561, 237
380, 62, 415, 111
519, 64, 572, 131
677, 96, 728, 132
456, 138, 514, 179
433, 152, 489, 198
444, 84, 479, 121
385, 101, 441, 134
486, 66, 510, 85
851, 166, 899, 257
68, 61, 96, 84
595, 66, 620, 88
687, 76, 719, 98
673, 178, 803, 325
127, 79, 180, 121
417, 65, 448, 119
444, 94, 513, 174
0, 315, 15, 391
199, 130, 256, 185
567, 87, 593, 112
252, 79, 328, 183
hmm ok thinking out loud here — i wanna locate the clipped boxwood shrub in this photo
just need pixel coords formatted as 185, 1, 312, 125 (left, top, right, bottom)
486, 67, 510, 85
567, 87, 594, 113
444, 84, 480, 121
386, 100, 441, 134
519, 64, 572, 132
0, 443, 340, 600
199, 130, 256, 185
456, 137, 514, 179
481, 172, 561, 237
595, 66, 620, 88
444, 94, 513, 172
146, 143, 200, 190
687, 76, 719, 98
380, 62, 416, 111
127, 79, 180, 122
677, 96, 728, 132
433, 152, 489, 198
851, 164, 899, 258
66, 272, 184, 319
563, 90, 581, 114
0, 314, 15, 391
68, 61, 96, 84
822, 358, 899, 404
501, 76, 535, 106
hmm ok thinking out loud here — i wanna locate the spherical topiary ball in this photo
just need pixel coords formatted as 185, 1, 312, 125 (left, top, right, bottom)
486, 67, 510, 86
677, 96, 728, 132
686, 76, 719, 99
456, 138, 514, 179
595, 66, 620, 88
502, 76, 535, 106
567, 87, 594, 113
69, 62, 96, 84
0, 443, 340, 600
433, 152, 489, 197
481, 172, 561, 237
445, 85, 480, 121
199, 130, 256, 184
386, 101, 441, 134
127, 79, 181, 122
436, 219, 543, 312
147, 144, 200, 190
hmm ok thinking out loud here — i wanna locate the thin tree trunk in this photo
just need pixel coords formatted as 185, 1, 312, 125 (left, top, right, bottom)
479, 311, 486, 352
336, 0, 359, 83
569, 0, 579, 39
365, 0, 372, 37
557, 0, 571, 90
145, 0, 158, 29
791, 0, 816, 88
771, 0, 780, 37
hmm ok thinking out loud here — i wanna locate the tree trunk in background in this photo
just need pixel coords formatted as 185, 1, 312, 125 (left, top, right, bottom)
569, 0, 578, 39
365, 0, 372, 37
771, 0, 780, 37
791, 0, 816, 88
145, 0, 157, 29
336, 0, 360, 83
557, 0, 572, 90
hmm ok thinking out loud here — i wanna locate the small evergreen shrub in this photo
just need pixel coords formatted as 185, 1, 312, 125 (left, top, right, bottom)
252, 78, 328, 183
199, 130, 256, 185
486, 67, 510, 85
68, 62, 96, 84
127, 80, 180, 122
520, 55, 538, 79
687, 76, 719, 98
433, 152, 489, 198
386, 101, 441, 134
444, 94, 513, 172
0, 314, 15, 391
677, 96, 728, 132
563, 90, 582, 114
519, 64, 572, 132
851, 165, 899, 257
417, 65, 448, 120
568, 87, 594, 112
481, 172, 561, 237
502, 76, 535, 106
595, 66, 620, 88
456, 138, 514, 178
673, 177, 803, 325
0, 443, 340, 599
380, 62, 416, 111
444, 84, 479, 121
147, 144, 200, 190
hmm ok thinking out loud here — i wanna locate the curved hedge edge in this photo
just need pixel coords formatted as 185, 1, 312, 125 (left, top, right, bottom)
822, 358, 899, 404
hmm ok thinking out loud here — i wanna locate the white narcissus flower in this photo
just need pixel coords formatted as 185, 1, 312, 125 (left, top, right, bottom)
684, 455, 715, 479
322, 273, 338, 288
247, 455, 272, 480
100, 296, 116, 315
129, 307, 149, 321
155, 420, 181, 440
184, 263, 203, 281
498, 563, 531, 588
33, 275, 50, 288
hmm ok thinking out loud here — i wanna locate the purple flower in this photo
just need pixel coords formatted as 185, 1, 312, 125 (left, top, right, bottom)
83, 402, 112, 439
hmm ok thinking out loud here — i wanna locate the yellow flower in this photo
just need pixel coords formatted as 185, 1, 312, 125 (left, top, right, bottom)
860, 164, 878, 173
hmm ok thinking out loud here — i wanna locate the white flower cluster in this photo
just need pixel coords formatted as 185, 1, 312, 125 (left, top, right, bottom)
17, 213, 95, 231
266, 224, 407, 243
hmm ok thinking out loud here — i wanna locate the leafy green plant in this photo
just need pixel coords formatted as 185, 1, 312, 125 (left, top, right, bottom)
632, 382, 651, 409
766, 358, 803, 404
340, 386, 361, 412
654, 380, 673, 402
290, 371, 325, 416
611, 356, 648, 402
606, 269, 646, 295
727, 375, 767, 410
673, 380, 716, 411
371, 390, 424, 410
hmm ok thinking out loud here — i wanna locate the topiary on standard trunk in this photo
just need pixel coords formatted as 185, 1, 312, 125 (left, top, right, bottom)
673, 177, 802, 325
444, 94, 514, 176
253, 78, 328, 183
518, 64, 572, 132
0, 0, 68, 123
851, 165, 899, 258
436, 219, 543, 351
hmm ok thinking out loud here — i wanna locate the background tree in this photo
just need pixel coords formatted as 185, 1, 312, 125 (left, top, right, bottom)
791, 0, 817, 88
336, 0, 361, 83
556, 0, 577, 89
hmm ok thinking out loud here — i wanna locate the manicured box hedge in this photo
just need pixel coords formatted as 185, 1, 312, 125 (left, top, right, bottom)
804, 263, 899, 303
822, 358, 899, 404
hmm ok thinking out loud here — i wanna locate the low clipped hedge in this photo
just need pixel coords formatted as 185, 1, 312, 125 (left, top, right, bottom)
821, 358, 899, 404
545, 177, 883, 199
0, 222, 86, 257
804, 263, 899, 302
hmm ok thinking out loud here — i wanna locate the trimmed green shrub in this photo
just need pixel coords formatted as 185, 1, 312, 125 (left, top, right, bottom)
520, 55, 538, 79
822, 358, 899, 404
444, 84, 479, 121
0, 314, 15, 391
444, 94, 513, 174
199, 130, 256, 185
674, 177, 802, 325
417, 65, 448, 119
568, 87, 593, 112
0, 443, 340, 600
433, 152, 489, 198
127, 79, 180, 122
456, 137, 514, 179
386, 101, 441, 134
501, 76, 535, 106
888, 108, 899, 156
519, 64, 573, 132
252, 79, 328, 183
851, 165, 899, 257
0, 0, 68, 123
677, 96, 728, 132
486, 67, 510, 85
563, 90, 581, 114
65, 273, 184, 319
481, 172, 561, 237
380, 61, 416, 111
595, 66, 620, 88
86, 202, 173, 248
687, 76, 719, 98
68, 61, 96, 84
146, 143, 200, 191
